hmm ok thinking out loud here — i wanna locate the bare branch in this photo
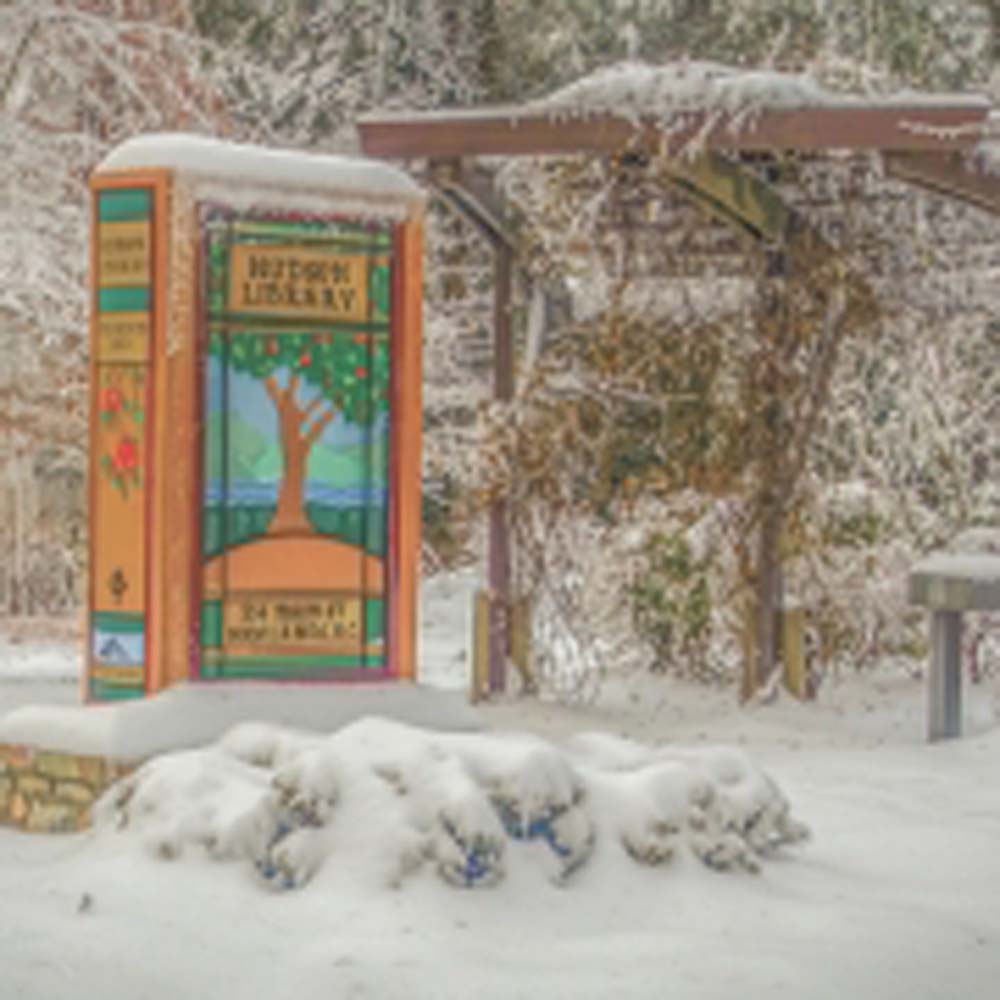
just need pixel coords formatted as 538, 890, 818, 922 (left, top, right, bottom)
304, 406, 337, 446
299, 394, 326, 426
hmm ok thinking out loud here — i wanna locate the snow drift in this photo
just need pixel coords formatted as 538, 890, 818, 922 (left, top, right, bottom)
95, 718, 808, 891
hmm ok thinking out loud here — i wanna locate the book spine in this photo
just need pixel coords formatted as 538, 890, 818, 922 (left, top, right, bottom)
87, 184, 156, 701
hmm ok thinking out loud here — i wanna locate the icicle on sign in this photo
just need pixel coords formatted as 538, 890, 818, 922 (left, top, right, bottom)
229, 246, 369, 322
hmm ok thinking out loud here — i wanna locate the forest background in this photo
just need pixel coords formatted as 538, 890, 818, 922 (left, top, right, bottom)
0, 0, 997, 697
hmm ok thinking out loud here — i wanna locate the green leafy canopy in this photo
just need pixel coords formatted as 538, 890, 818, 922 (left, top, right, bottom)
211, 331, 390, 425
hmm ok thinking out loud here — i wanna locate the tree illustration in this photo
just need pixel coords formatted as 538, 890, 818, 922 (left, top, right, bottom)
210, 329, 390, 537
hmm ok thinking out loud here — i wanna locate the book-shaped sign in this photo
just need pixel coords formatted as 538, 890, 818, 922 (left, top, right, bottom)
87, 136, 425, 700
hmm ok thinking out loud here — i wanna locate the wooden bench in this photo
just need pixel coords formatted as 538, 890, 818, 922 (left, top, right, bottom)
908, 552, 1000, 741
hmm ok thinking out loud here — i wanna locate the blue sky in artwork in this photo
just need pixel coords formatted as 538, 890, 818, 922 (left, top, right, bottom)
203, 355, 388, 502
207, 356, 375, 450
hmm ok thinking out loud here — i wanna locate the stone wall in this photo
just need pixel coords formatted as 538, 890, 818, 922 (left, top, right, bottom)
0, 743, 138, 833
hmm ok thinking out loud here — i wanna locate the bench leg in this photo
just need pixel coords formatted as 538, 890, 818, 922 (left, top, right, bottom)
928, 610, 962, 741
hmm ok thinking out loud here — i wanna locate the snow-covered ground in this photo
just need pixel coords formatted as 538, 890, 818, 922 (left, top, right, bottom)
0, 638, 81, 717
2, 575, 1000, 999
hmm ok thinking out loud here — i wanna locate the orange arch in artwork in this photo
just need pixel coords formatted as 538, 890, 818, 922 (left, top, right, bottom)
202, 536, 385, 598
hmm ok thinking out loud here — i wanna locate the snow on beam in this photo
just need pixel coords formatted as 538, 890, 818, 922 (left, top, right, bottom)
357, 104, 989, 160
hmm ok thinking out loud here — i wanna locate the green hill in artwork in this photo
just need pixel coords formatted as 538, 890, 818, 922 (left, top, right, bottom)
204, 412, 273, 483
205, 411, 387, 488
310, 434, 387, 488
257, 438, 388, 487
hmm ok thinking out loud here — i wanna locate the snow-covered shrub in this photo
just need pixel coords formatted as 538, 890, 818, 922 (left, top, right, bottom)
96, 747, 276, 864
96, 718, 808, 893
571, 733, 809, 874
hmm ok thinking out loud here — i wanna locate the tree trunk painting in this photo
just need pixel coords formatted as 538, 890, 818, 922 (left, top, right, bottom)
265, 373, 336, 537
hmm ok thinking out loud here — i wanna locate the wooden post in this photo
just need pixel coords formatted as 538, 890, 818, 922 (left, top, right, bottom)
509, 595, 538, 693
746, 596, 811, 701
740, 591, 757, 702
471, 589, 492, 702
752, 246, 787, 700
753, 514, 783, 695
780, 603, 809, 699
430, 162, 515, 697
488, 242, 514, 694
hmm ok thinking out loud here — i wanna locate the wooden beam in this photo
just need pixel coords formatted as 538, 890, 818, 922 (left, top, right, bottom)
358, 103, 988, 160
885, 151, 1000, 216
428, 159, 517, 249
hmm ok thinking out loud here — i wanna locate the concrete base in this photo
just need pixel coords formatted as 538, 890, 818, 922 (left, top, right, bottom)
0, 743, 136, 833
0, 682, 482, 832
0, 681, 482, 760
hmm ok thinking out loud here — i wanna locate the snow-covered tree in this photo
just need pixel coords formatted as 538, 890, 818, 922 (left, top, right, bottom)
485, 49, 996, 695
1, 0, 996, 688
484, 0, 994, 98
0, 0, 245, 612
190, 0, 491, 148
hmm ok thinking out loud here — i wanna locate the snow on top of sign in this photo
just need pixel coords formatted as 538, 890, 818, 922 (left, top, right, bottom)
98, 133, 424, 218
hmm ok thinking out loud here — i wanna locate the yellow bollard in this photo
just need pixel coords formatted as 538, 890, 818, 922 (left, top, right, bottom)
470, 589, 492, 702
509, 596, 538, 694
780, 603, 810, 700
470, 590, 538, 700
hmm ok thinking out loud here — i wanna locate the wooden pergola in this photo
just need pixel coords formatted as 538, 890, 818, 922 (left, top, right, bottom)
357, 91, 1000, 696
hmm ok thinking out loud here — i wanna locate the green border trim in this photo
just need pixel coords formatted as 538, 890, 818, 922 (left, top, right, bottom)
98, 189, 151, 223
92, 611, 146, 634
365, 598, 385, 642
206, 655, 386, 677
99, 287, 150, 312
91, 671, 144, 686
207, 315, 390, 332
200, 602, 224, 647
229, 224, 392, 250
89, 682, 145, 701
